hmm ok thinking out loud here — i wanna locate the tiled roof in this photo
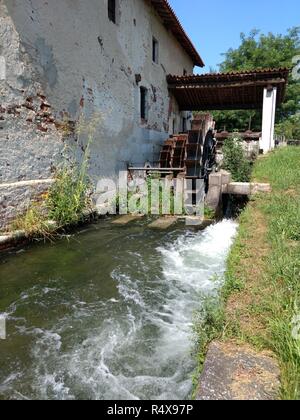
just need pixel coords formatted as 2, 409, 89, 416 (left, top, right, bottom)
167, 68, 290, 110
167, 68, 290, 84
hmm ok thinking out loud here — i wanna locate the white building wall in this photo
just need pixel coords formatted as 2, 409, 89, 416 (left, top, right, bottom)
1, 0, 194, 179
0, 0, 195, 228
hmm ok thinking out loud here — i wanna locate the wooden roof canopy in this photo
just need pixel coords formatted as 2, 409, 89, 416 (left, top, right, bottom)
150, 0, 204, 67
167, 68, 290, 111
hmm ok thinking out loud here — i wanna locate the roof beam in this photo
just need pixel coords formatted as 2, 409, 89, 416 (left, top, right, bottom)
169, 78, 287, 90
167, 69, 289, 112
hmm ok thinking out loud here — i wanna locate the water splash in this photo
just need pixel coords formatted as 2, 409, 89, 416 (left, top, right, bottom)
0, 220, 237, 400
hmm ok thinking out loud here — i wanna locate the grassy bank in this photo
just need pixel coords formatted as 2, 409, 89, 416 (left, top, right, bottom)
193, 146, 300, 400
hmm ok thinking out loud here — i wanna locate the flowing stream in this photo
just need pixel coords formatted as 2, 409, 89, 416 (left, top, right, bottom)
0, 218, 237, 400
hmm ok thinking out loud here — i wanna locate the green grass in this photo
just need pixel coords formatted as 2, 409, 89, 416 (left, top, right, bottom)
225, 147, 300, 400
192, 146, 300, 400
47, 164, 91, 228
13, 154, 92, 238
10, 115, 99, 238
12, 204, 56, 239
204, 205, 215, 220
191, 296, 225, 399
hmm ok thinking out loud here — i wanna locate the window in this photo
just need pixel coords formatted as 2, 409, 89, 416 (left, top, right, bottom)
152, 37, 159, 64
183, 69, 187, 76
172, 118, 176, 134
140, 87, 148, 121
108, 0, 116, 23
182, 117, 187, 133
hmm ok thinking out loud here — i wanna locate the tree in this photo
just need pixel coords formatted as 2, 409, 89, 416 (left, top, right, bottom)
213, 28, 300, 135
275, 113, 300, 140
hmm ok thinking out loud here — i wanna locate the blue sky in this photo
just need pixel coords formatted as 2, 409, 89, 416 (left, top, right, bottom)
169, 0, 299, 74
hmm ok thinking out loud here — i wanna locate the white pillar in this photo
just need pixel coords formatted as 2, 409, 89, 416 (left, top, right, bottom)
260, 87, 277, 154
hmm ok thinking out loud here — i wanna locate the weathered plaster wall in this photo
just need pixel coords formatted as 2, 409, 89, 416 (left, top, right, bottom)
3, 0, 194, 178
0, 179, 54, 229
0, 1, 66, 229
0, 2, 65, 183
0, 0, 195, 229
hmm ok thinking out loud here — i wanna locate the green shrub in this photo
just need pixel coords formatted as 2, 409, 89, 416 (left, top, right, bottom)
43, 115, 98, 228
47, 163, 91, 227
222, 134, 252, 182
13, 158, 92, 237
275, 114, 300, 140
204, 205, 215, 219
12, 115, 97, 237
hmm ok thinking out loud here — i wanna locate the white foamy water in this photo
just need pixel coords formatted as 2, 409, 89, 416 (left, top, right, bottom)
0, 220, 237, 400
